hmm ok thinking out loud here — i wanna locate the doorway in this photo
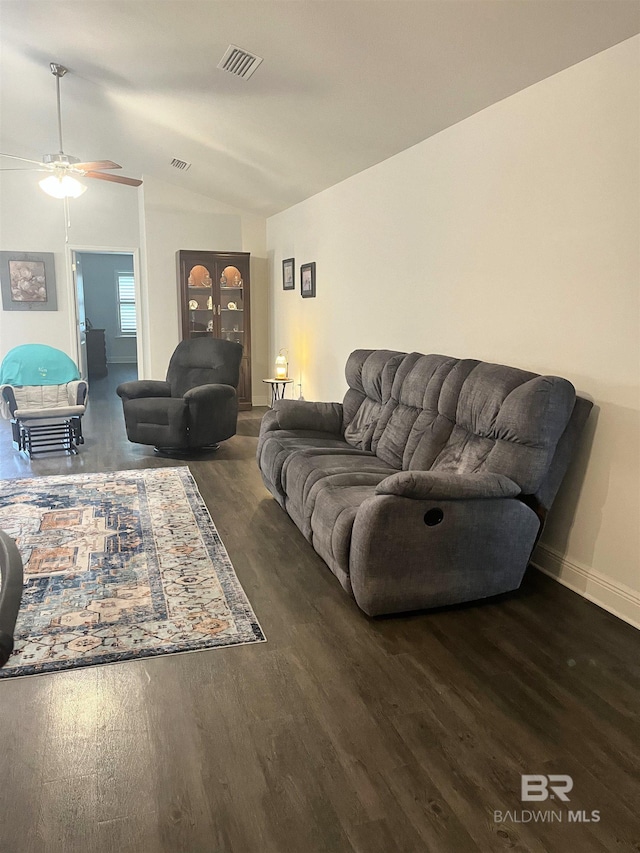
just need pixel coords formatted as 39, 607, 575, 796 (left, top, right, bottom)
71, 250, 139, 384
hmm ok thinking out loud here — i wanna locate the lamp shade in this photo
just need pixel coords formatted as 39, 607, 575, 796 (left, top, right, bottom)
39, 174, 87, 199
275, 350, 288, 379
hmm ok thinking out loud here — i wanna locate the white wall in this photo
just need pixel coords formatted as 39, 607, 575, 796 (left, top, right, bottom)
0, 173, 140, 362
0, 172, 269, 404
267, 37, 640, 627
139, 176, 269, 403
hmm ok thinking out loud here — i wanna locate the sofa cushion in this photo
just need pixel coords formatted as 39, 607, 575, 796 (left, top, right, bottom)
405, 359, 479, 470
372, 353, 461, 468
259, 431, 351, 501
282, 448, 396, 539
343, 349, 405, 450
431, 365, 576, 493
306, 473, 392, 592
366, 355, 576, 496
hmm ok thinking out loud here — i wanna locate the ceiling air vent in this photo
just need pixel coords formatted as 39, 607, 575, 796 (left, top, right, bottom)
217, 44, 263, 80
170, 158, 191, 171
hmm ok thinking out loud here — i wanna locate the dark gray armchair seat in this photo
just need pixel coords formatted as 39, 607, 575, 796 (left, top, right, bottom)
257, 349, 592, 616
117, 338, 243, 450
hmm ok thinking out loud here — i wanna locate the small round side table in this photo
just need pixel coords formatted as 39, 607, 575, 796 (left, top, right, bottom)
262, 378, 294, 407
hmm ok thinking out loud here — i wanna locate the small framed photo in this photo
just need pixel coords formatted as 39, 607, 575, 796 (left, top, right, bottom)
282, 257, 295, 291
300, 262, 316, 299
0, 251, 57, 311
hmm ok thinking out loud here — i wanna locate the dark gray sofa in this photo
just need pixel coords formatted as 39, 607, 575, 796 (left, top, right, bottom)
257, 349, 592, 616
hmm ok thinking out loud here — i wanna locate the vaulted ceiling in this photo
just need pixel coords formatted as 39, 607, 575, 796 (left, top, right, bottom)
1, 1, 638, 216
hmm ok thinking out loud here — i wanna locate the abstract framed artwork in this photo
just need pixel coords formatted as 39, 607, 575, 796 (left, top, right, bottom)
300, 262, 316, 299
282, 257, 295, 291
0, 251, 57, 311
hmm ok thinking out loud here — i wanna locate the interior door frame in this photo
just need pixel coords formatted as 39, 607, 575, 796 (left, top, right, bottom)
66, 245, 144, 378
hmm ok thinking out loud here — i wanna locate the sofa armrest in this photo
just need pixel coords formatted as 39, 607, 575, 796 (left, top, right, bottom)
116, 380, 171, 401
350, 492, 539, 615
259, 408, 280, 435
375, 471, 521, 500
183, 383, 236, 404
272, 399, 343, 433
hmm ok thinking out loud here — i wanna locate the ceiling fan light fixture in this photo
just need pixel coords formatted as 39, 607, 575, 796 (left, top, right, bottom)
2, 64, 141, 192
39, 174, 87, 199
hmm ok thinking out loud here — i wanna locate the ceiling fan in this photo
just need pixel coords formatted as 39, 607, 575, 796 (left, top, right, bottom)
0, 62, 142, 198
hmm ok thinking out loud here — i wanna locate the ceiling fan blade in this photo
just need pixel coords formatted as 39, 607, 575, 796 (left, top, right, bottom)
74, 160, 122, 171
0, 153, 46, 167
84, 171, 142, 187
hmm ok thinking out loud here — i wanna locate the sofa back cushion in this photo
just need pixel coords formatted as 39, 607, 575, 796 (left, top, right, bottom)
370, 352, 576, 495
430, 363, 576, 494
371, 353, 462, 469
343, 350, 406, 450
400, 357, 479, 470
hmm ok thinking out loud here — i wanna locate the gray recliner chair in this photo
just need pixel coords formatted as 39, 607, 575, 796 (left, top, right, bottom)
117, 337, 243, 452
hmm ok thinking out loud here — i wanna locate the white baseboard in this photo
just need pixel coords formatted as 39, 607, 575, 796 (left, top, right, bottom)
107, 357, 137, 364
531, 544, 640, 630
251, 395, 269, 407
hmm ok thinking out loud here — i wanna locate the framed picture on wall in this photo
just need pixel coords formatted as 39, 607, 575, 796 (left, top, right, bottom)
0, 251, 57, 311
282, 258, 295, 291
300, 262, 316, 299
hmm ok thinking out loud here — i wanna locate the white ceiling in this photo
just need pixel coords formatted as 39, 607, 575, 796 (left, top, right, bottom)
1, 1, 638, 217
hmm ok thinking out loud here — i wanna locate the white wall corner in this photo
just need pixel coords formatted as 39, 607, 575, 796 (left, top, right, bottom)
531, 544, 640, 631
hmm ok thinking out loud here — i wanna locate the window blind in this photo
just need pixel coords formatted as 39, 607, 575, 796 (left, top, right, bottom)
117, 273, 136, 334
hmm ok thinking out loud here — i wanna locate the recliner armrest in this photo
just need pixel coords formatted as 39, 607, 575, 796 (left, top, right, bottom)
272, 399, 343, 433
116, 380, 172, 401
183, 383, 236, 404
375, 471, 521, 500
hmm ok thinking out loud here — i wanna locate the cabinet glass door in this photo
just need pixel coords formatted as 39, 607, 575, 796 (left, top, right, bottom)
186, 263, 215, 338
219, 265, 244, 346
177, 249, 251, 410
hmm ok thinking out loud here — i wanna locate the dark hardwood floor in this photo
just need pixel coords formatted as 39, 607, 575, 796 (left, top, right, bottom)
0, 364, 638, 853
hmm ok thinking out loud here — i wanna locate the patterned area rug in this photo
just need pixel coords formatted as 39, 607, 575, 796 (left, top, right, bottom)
0, 467, 265, 677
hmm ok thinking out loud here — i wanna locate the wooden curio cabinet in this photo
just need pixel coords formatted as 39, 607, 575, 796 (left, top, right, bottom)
177, 250, 252, 410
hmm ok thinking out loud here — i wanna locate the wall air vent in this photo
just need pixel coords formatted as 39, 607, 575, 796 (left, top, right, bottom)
170, 158, 191, 171
217, 45, 263, 80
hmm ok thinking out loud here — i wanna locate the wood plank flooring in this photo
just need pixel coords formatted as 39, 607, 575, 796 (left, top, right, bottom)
0, 365, 638, 853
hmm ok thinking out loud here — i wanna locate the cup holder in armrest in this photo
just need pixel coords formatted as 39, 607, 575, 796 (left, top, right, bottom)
424, 508, 444, 527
